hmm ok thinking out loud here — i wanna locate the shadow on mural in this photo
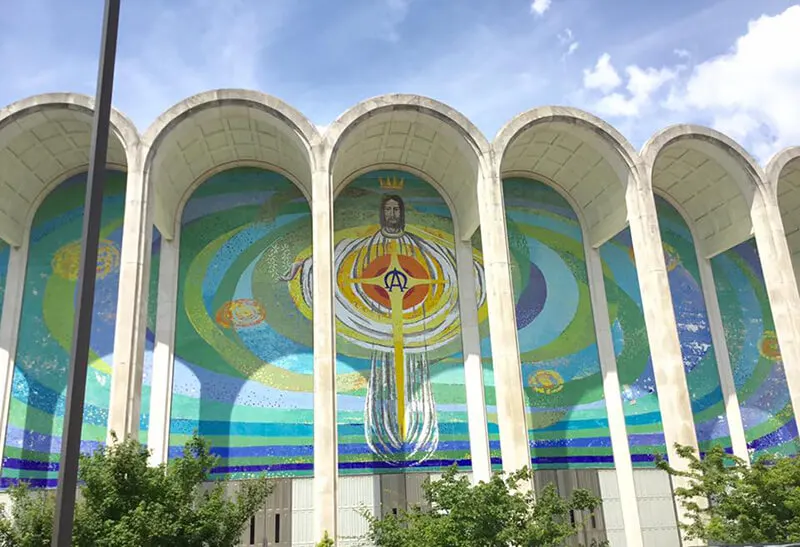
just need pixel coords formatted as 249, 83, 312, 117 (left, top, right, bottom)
1, 172, 126, 487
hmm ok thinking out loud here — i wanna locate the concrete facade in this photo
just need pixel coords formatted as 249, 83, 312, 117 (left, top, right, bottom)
0, 90, 798, 547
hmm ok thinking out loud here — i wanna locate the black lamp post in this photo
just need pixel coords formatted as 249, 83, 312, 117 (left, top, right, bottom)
51, 0, 121, 544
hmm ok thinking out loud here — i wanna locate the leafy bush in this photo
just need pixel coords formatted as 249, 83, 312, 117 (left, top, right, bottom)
0, 434, 272, 547
363, 465, 603, 547
657, 444, 800, 545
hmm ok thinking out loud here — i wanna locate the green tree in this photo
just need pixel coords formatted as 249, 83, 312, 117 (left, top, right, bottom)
0, 482, 55, 547
657, 444, 800, 545
0, 434, 272, 547
315, 530, 335, 546
363, 466, 603, 547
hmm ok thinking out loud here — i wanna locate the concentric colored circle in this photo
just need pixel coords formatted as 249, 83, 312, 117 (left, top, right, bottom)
51, 239, 120, 281
759, 330, 782, 361
215, 298, 267, 329
360, 254, 431, 310
528, 369, 564, 395
332, 223, 461, 358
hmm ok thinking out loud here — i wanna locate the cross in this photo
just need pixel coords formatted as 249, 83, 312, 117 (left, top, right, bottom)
351, 241, 443, 441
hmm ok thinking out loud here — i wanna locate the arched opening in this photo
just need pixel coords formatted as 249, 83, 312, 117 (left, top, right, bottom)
494, 108, 643, 547
327, 95, 487, 238
651, 192, 734, 455
143, 90, 318, 485
500, 174, 613, 466
0, 94, 135, 487
644, 128, 799, 460
325, 95, 488, 517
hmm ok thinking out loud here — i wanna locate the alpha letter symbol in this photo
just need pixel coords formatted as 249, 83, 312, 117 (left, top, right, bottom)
383, 268, 408, 293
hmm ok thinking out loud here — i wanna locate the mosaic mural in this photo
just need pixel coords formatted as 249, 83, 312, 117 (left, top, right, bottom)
599, 227, 667, 465
713, 239, 800, 458
5, 165, 795, 486
326, 170, 478, 472
166, 167, 313, 479
0, 171, 126, 487
657, 196, 732, 452
502, 178, 613, 468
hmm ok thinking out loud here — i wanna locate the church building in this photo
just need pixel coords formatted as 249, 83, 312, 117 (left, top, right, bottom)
0, 90, 798, 547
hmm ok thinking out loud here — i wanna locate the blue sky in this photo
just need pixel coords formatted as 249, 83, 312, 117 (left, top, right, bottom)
1, 0, 798, 160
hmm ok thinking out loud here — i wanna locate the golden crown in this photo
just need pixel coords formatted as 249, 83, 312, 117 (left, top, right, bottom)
379, 176, 404, 191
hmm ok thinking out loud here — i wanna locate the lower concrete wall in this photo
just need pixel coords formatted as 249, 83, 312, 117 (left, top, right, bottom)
633, 469, 681, 547
338, 475, 379, 546
291, 478, 314, 547
0, 470, 685, 546
235, 479, 292, 547
598, 469, 627, 546
534, 469, 609, 547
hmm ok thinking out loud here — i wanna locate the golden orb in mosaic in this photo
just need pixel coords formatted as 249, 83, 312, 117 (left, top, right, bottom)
528, 369, 564, 395
215, 299, 267, 329
759, 330, 782, 361
51, 239, 120, 281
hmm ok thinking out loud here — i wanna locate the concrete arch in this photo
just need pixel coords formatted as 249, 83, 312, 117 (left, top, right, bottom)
499, 168, 647, 545
325, 94, 491, 239
493, 106, 640, 247
765, 145, 800, 197
0, 93, 139, 246
641, 124, 767, 259
765, 146, 800, 283
141, 89, 320, 239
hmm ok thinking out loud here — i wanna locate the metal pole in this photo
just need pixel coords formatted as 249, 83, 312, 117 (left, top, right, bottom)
52, 0, 120, 544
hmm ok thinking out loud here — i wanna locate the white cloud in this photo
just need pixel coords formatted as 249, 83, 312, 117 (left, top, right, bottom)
582, 53, 622, 93
670, 5, 800, 159
566, 42, 580, 56
584, 59, 681, 117
530, 0, 551, 16
589, 61, 679, 118
558, 28, 579, 57
673, 48, 691, 59
580, 6, 800, 160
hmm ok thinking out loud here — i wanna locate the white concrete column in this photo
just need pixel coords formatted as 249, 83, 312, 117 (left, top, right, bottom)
475, 166, 530, 477
695, 254, 750, 463
310, 148, 337, 542
0, 242, 29, 472
147, 233, 180, 466
751, 195, 800, 435
625, 179, 701, 545
454, 238, 491, 484
108, 153, 155, 442
585, 245, 644, 547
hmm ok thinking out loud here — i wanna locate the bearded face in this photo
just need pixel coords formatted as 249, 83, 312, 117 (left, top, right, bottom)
380, 196, 405, 235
